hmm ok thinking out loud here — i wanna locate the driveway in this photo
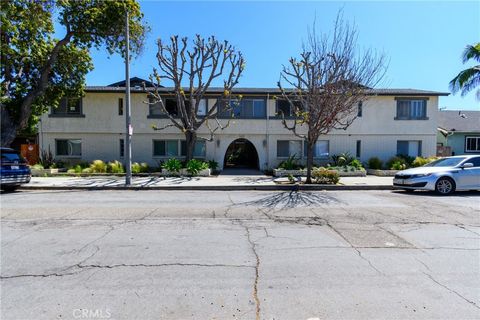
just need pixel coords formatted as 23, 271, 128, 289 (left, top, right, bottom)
1, 190, 479, 319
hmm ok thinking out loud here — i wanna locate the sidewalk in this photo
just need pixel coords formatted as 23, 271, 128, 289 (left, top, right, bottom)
20, 174, 394, 190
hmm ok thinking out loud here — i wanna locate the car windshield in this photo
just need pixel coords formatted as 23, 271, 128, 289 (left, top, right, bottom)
1, 151, 23, 163
424, 157, 467, 167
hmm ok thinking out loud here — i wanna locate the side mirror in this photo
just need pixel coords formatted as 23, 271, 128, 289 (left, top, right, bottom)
461, 162, 474, 169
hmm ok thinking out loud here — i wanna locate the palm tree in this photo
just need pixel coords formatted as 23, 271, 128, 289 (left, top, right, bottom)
449, 43, 480, 100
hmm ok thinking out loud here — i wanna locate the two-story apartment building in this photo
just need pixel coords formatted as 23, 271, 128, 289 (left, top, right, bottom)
39, 78, 448, 170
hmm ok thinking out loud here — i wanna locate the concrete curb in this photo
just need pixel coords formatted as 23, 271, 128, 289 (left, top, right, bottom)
19, 184, 394, 191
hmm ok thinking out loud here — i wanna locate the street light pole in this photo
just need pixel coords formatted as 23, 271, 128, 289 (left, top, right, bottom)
125, 8, 132, 185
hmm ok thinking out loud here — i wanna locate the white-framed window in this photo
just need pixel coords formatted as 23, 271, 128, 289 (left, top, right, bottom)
277, 140, 302, 158
55, 139, 82, 156
303, 140, 329, 158
276, 99, 303, 117
465, 136, 480, 152
397, 140, 422, 157
51, 97, 82, 116
396, 99, 427, 120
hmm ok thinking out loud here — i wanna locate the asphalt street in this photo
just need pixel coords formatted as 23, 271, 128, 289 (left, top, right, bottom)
1, 189, 479, 320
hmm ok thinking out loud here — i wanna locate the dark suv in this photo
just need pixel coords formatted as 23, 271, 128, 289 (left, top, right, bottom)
0, 147, 31, 191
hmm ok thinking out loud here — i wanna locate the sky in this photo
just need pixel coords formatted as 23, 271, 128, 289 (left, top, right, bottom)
83, 0, 479, 110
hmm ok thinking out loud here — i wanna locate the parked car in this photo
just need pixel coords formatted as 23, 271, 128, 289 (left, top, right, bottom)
393, 155, 480, 195
0, 147, 31, 191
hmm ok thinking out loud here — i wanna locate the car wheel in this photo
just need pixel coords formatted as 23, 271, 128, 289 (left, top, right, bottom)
435, 177, 455, 195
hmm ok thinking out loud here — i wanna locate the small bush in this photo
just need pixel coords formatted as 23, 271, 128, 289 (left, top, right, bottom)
39, 148, 56, 169
207, 160, 219, 171
31, 164, 44, 170
386, 156, 407, 170
90, 160, 107, 173
278, 154, 301, 170
396, 154, 415, 167
162, 158, 182, 173
331, 152, 355, 167
67, 168, 76, 174
349, 159, 364, 170
82, 168, 92, 174
287, 174, 295, 183
368, 157, 383, 170
131, 162, 150, 174
312, 169, 340, 184
107, 160, 124, 173
412, 156, 438, 167
186, 159, 208, 176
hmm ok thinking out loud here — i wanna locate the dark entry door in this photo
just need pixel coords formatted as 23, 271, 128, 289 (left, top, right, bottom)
224, 139, 259, 169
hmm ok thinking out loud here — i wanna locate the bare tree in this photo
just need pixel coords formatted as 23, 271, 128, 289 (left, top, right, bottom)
278, 14, 387, 183
148, 35, 245, 161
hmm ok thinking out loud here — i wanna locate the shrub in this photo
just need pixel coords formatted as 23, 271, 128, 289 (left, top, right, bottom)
39, 148, 56, 169
386, 156, 407, 170
207, 160, 219, 171
107, 160, 124, 173
278, 154, 301, 170
396, 154, 415, 167
331, 152, 355, 167
312, 168, 340, 184
368, 157, 383, 170
90, 160, 107, 173
412, 156, 438, 167
186, 159, 209, 175
162, 158, 182, 173
349, 159, 364, 170
31, 164, 44, 170
287, 174, 295, 183
67, 169, 76, 174
131, 162, 150, 174
82, 168, 92, 174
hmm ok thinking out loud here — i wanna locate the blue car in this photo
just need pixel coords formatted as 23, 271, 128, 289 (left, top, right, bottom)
0, 147, 31, 191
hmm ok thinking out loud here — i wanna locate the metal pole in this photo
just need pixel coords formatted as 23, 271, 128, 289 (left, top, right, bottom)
125, 8, 132, 185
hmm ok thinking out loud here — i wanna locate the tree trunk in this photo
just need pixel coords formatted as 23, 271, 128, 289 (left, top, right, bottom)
1, 106, 18, 147
305, 140, 314, 184
185, 130, 197, 162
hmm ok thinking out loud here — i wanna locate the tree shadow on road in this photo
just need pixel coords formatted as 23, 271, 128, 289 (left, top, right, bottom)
238, 190, 341, 211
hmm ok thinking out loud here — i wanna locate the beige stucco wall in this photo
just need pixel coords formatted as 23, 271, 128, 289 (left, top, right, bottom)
40, 92, 439, 169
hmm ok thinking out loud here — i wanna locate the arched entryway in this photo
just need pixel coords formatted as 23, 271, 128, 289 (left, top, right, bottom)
223, 138, 259, 169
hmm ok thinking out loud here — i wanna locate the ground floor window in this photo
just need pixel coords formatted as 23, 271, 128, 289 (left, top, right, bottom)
303, 140, 329, 158
397, 140, 421, 157
277, 140, 302, 158
153, 139, 206, 157
465, 136, 480, 152
119, 139, 124, 158
356, 140, 361, 158
55, 139, 82, 156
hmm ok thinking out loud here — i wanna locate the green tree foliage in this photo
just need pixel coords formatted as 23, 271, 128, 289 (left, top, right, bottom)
449, 43, 480, 100
0, 0, 147, 146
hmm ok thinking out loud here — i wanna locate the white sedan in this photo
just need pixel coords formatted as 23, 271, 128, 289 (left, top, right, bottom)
393, 155, 480, 195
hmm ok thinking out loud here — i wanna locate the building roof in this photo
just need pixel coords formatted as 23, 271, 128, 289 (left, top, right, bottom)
84, 85, 450, 96
107, 77, 158, 88
437, 110, 480, 133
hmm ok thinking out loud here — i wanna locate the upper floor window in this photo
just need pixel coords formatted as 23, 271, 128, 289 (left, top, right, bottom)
118, 98, 124, 116
395, 99, 427, 120
276, 99, 303, 117
149, 97, 206, 117
357, 101, 363, 117
51, 97, 82, 116
220, 98, 266, 118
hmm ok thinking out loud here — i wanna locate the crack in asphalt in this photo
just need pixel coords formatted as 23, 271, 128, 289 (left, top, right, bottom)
326, 222, 384, 275
1, 262, 254, 280
422, 272, 480, 310
237, 222, 261, 320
